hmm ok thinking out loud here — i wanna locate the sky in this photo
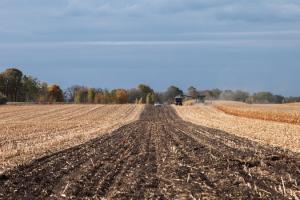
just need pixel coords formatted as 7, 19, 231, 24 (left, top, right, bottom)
0, 0, 300, 96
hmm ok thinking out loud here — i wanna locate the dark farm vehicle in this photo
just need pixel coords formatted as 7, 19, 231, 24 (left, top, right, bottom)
174, 95, 205, 106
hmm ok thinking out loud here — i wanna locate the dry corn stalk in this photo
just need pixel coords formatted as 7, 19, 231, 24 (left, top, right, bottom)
214, 101, 300, 125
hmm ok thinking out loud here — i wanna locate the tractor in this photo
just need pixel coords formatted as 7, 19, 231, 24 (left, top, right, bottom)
174, 94, 205, 106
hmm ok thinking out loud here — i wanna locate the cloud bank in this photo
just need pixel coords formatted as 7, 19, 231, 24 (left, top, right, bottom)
1, 0, 300, 42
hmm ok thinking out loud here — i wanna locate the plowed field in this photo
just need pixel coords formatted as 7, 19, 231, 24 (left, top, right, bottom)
0, 106, 299, 199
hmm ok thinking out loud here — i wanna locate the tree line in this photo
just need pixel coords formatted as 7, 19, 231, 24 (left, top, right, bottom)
0, 67, 299, 105
186, 87, 300, 104
0, 68, 64, 104
64, 85, 184, 105
64, 84, 156, 104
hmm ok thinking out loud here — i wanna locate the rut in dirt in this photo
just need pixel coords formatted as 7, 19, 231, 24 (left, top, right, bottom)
0, 106, 299, 200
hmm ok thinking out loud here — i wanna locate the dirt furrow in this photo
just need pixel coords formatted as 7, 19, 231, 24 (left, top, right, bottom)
50, 125, 138, 199
154, 123, 220, 199
173, 123, 299, 198
170, 125, 286, 199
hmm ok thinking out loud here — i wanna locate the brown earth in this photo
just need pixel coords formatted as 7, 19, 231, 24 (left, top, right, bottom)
0, 106, 299, 200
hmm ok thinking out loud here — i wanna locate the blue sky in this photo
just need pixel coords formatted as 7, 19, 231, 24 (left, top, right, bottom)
0, 0, 300, 95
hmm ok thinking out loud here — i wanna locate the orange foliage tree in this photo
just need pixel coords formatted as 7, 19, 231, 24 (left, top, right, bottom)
114, 89, 128, 104
47, 84, 64, 103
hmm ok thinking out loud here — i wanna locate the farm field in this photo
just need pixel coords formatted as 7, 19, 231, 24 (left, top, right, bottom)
1, 106, 299, 199
0, 104, 144, 171
214, 101, 300, 125
175, 104, 300, 152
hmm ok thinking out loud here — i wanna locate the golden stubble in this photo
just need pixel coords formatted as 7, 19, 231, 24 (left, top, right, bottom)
0, 104, 144, 171
174, 103, 300, 153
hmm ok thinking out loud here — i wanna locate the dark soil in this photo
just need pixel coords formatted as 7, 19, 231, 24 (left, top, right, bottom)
0, 106, 299, 200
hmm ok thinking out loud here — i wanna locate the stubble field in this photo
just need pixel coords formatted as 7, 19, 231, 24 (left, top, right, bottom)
175, 103, 300, 152
0, 104, 299, 199
0, 104, 144, 172
214, 101, 300, 125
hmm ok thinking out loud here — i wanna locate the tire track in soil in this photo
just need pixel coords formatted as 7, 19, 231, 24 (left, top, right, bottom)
0, 106, 299, 200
